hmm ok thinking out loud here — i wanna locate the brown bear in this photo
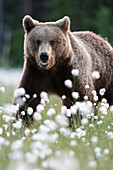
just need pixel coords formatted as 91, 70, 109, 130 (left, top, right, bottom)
13, 15, 113, 120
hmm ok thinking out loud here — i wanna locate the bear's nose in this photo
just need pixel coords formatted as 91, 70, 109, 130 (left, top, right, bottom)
40, 52, 49, 63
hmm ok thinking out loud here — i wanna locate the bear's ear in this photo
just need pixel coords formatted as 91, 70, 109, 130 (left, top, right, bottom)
23, 15, 39, 33
56, 16, 70, 33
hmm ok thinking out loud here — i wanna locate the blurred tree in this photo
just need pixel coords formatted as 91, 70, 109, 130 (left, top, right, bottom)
0, 0, 3, 57
0, 0, 22, 67
21, 0, 32, 16
32, 0, 51, 21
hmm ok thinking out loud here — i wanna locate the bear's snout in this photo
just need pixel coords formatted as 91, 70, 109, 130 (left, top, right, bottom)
40, 52, 49, 67
40, 52, 49, 62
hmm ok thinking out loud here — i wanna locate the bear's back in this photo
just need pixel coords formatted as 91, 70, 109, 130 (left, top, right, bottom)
70, 31, 113, 94
71, 31, 113, 70
72, 31, 113, 54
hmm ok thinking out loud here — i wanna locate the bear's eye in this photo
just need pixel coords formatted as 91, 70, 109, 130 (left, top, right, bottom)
50, 40, 55, 46
36, 40, 41, 46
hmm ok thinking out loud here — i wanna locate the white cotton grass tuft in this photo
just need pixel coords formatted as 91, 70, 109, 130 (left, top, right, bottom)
33, 112, 42, 121
110, 105, 113, 113
6, 132, 11, 138
94, 147, 102, 159
103, 148, 110, 155
66, 109, 71, 117
97, 120, 103, 125
88, 160, 97, 169
25, 152, 37, 163
12, 120, 22, 129
81, 118, 88, 125
36, 104, 44, 113
0, 136, 9, 146
0, 86, 5, 93
72, 92, 79, 99
94, 116, 98, 120
44, 119, 58, 131
0, 107, 3, 114
70, 105, 78, 115
22, 97, 26, 102
86, 113, 91, 119
3, 115, 11, 123
70, 140, 77, 147
101, 98, 107, 105
14, 87, 26, 98
91, 136, 98, 144
89, 124, 94, 128
27, 107, 33, 115
64, 79, 72, 88
54, 151, 61, 157
60, 127, 71, 137
92, 71, 100, 79
92, 90, 97, 96
31, 132, 59, 143
7, 161, 37, 170
9, 150, 24, 160
99, 88, 106, 96
76, 128, 86, 139
39, 124, 50, 133
21, 111, 25, 116
94, 147, 101, 154
4, 104, 19, 115
71, 69, 79, 76
62, 95, 66, 100
55, 114, 68, 126
84, 95, 88, 100
85, 84, 89, 89
61, 106, 67, 115
25, 94, 30, 99
47, 108, 56, 116
45, 153, 80, 170
11, 139, 23, 150
33, 93, 37, 98
24, 129, 30, 136
77, 101, 93, 117
107, 131, 113, 139
14, 97, 25, 107
40, 91, 48, 101
99, 106, 107, 115
40, 99, 45, 105
93, 95, 98, 101
0, 128, 3, 135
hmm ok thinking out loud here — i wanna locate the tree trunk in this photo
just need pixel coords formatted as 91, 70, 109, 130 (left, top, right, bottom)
0, 0, 3, 56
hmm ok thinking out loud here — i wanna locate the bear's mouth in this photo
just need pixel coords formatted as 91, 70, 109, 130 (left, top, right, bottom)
40, 61, 49, 68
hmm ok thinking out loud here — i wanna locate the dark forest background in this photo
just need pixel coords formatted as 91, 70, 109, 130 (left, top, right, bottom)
0, 0, 113, 67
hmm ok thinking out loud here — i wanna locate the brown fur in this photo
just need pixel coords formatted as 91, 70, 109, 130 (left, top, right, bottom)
13, 15, 113, 119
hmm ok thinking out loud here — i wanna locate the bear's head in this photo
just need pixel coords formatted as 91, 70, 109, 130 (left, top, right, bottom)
23, 15, 72, 70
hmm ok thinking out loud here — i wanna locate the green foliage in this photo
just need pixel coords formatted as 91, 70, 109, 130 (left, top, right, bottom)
93, 6, 113, 42
3, 1, 24, 67
10, 20, 24, 67
46, 0, 113, 44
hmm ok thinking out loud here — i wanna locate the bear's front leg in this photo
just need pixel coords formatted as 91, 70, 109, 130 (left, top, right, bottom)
13, 65, 41, 123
